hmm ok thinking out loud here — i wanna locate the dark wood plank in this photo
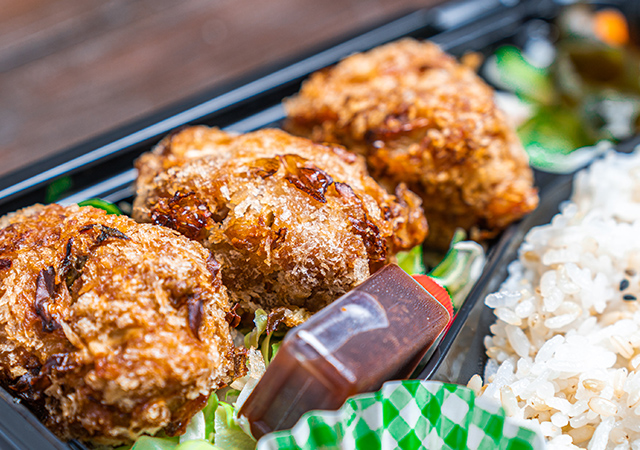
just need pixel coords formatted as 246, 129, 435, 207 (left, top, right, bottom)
0, 0, 442, 178
0, 0, 178, 71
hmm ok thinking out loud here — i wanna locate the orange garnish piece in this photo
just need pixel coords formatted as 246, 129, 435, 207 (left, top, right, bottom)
594, 9, 629, 46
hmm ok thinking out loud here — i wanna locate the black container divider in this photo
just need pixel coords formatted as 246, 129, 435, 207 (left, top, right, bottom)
0, 0, 634, 448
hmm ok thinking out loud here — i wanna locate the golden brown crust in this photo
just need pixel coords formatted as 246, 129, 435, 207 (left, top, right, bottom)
284, 38, 539, 249
133, 127, 427, 312
0, 204, 235, 444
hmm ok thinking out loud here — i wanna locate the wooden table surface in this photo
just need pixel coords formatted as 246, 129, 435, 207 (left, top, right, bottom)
0, 0, 443, 179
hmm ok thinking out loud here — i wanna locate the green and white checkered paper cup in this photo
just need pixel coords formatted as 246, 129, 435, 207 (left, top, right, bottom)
257, 380, 545, 450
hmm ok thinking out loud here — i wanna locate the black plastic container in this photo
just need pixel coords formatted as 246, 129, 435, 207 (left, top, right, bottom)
0, 0, 633, 448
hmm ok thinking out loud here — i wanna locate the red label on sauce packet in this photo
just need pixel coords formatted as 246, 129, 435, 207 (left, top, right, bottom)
412, 274, 454, 319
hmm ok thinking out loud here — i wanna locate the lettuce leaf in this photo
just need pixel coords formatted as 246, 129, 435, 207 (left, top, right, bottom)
211, 402, 256, 450
131, 436, 179, 450
396, 245, 426, 275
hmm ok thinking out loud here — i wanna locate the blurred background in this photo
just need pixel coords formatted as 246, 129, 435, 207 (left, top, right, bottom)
0, 0, 442, 178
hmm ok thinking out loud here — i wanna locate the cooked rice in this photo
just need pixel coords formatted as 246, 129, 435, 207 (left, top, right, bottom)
478, 150, 640, 449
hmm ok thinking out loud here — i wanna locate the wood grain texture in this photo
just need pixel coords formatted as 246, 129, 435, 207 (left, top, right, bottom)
0, 0, 442, 177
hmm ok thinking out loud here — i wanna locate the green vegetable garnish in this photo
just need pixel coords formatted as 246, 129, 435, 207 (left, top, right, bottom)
397, 230, 485, 312
428, 229, 485, 311
223, 389, 240, 403
131, 436, 179, 450
218, 402, 241, 431
202, 392, 219, 442
129, 395, 254, 450
45, 176, 73, 203
243, 309, 285, 366
244, 309, 268, 350
270, 341, 282, 361
489, 21, 640, 174
517, 105, 595, 171
494, 45, 555, 104
213, 402, 255, 450
428, 229, 466, 278
396, 244, 426, 275
78, 198, 123, 215
180, 411, 206, 444
176, 440, 219, 450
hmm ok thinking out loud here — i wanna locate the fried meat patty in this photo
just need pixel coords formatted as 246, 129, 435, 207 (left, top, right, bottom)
284, 38, 539, 249
0, 204, 235, 444
133, 127, 427, 313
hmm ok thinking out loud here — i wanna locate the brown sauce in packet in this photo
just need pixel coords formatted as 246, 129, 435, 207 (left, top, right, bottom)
239, 264, 450, 438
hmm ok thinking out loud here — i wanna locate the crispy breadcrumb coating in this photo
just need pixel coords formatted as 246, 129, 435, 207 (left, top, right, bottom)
133, 127, 427, 313
0, 204, 236, 444
284, 38, 539, 249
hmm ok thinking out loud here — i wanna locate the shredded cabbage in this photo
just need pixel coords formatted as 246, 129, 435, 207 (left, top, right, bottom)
396, 245, 426, 275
